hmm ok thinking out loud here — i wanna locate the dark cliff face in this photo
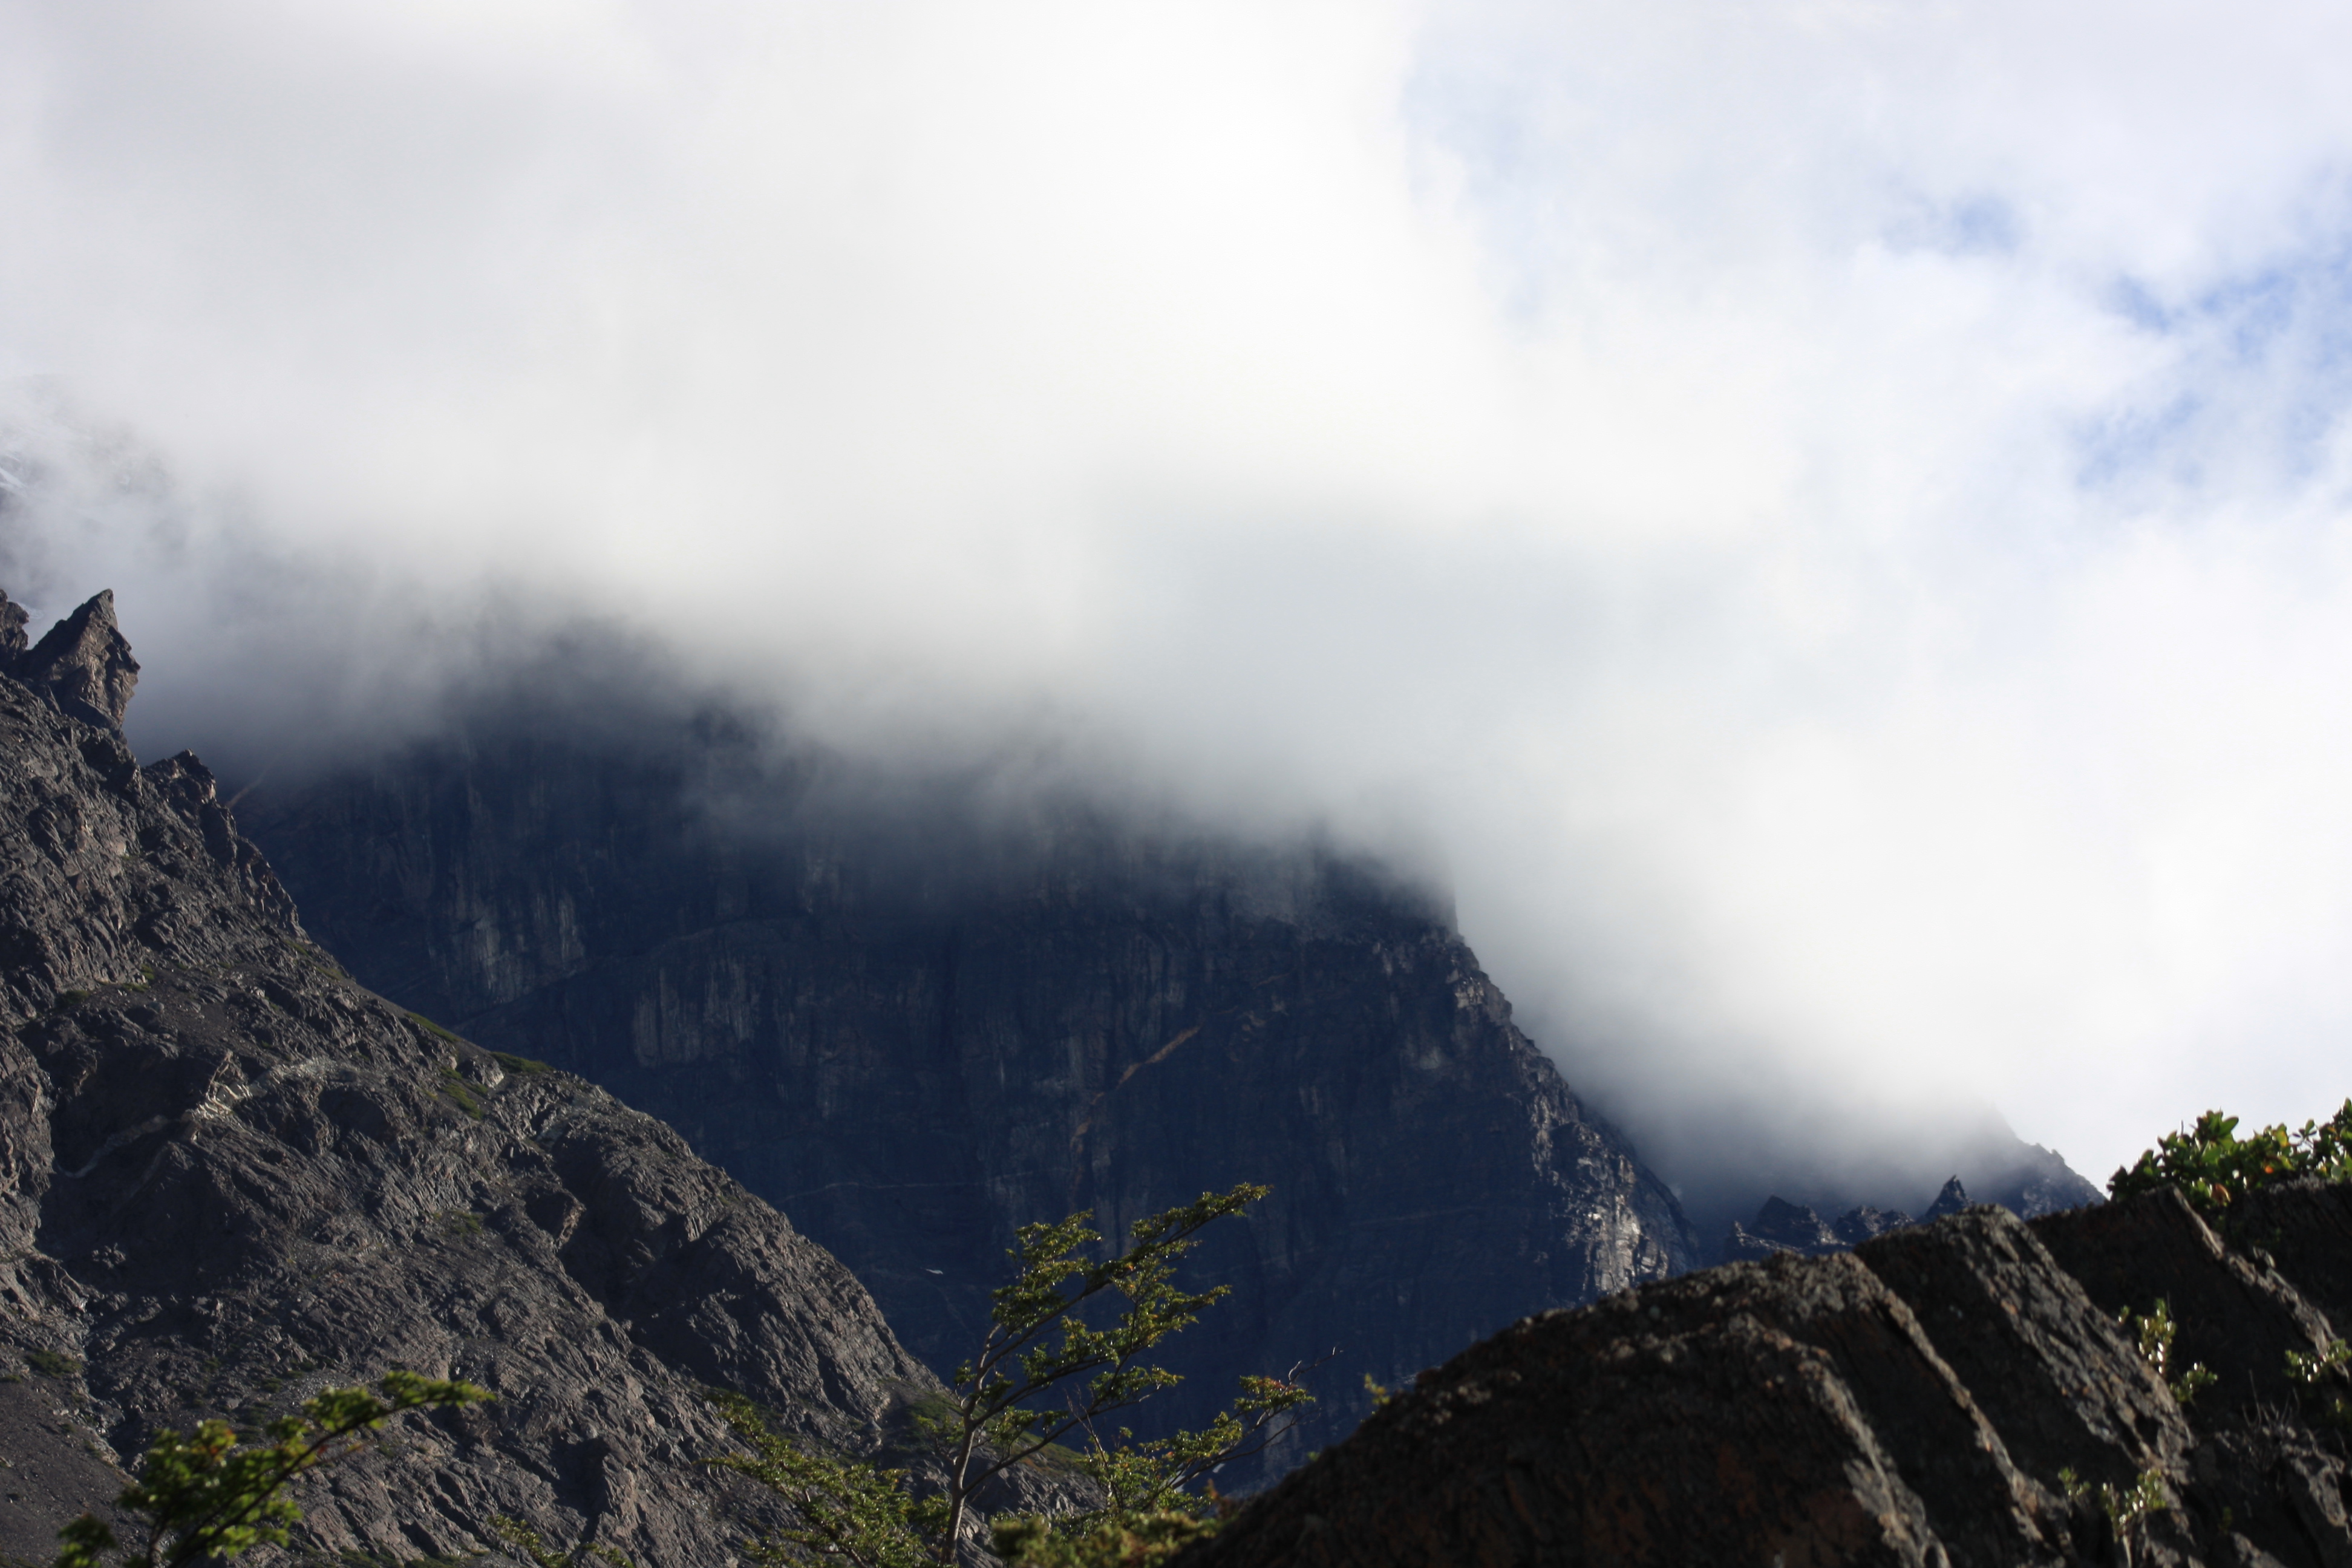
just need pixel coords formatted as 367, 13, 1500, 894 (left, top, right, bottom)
1187, 1184, 2352, 1567
0, 604, 942, 1563
241, 700, 1699, 1464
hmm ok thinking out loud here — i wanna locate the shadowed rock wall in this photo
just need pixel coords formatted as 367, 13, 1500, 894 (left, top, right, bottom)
243, 702, 1698, 1463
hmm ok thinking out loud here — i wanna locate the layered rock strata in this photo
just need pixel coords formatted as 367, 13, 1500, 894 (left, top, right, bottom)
1186, 1183, 2352, 1567
0, 598, 956, 1564
244, 697, 1700, 1462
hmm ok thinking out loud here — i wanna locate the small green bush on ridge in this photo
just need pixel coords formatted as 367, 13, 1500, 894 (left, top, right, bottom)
2109, 1100, 2352, 1212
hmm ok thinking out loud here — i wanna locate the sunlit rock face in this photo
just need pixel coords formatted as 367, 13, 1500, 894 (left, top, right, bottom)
0, 596, 946, 1564
0, 590, 139, 731
244, 697, 1699, 1468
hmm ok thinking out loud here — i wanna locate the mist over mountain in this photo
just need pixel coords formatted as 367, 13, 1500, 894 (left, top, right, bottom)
11, 1, 2352, 1221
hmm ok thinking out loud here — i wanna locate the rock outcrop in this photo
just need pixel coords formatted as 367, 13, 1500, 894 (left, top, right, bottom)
1184, 1186, 2352, 1567
5, 590, 139, 730
0, 597, 954, 1563
243, 696, 1700, 1466
1719, 1171, 2101, 1264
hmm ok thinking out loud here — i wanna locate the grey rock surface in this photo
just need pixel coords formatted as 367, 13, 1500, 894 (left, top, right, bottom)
0, 598, 959, 1564
243, 697, 1700, 1466
1184, 1192, 2352, 1567
11, 590, 138, 731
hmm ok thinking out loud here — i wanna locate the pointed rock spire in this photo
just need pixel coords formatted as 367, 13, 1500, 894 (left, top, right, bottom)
15, 589, 140, 730
1922, 1175, 1971, 1222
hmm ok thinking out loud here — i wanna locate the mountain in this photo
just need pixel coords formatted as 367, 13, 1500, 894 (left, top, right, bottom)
0, 593, 973, 1563
238, 672, 1699, 1465
1720, 1164, 2105, 1263
1190, 1182, 2352, 1567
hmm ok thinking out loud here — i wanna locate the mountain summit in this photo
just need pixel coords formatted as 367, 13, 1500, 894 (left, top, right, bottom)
0, 590, 962, 1561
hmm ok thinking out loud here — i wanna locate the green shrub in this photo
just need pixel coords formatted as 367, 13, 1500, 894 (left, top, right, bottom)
708, 1183, 1313, 1568
54, 1370, 488, 1568
2114, 1301, 2215, 1406
2109, 1100, 2352, 1212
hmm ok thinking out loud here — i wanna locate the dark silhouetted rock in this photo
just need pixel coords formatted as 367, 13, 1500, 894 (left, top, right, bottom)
2032, 1187, 2337, 1427
243, 700, 1699, 1466
1751, 1194, 1840, 1249
1186, 1191, 2352, 1567
1189, 1247, 2066, 1568
0, 610, 977, 1563
1721, 1195, 1916, 1264
1835, 1203, 1915, 1245
1922, 1174, 1973, 1221
1858, 1206, 2188, 1494
2227, 1178, 2352, 1339
13, 591, 139, 730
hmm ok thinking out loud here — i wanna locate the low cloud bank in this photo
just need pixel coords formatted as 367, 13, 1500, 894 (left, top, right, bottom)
9, 1, 2352, 1200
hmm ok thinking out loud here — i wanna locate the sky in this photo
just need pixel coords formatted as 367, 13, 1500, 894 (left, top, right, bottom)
6, 0, 2352, 1206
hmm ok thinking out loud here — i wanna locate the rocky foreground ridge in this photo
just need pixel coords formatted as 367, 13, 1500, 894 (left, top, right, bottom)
1183, 1180, 2352, 1567
244, 681, 1702, 1465
0, 591, 984, 1563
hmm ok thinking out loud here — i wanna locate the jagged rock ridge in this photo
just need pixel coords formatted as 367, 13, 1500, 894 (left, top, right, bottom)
0, 589, 139, 731
1185, 1181, 2352, 1567
1717, 1171, 2085, 1263
0, 595, 974, 1564
242, 687, 1700, 1465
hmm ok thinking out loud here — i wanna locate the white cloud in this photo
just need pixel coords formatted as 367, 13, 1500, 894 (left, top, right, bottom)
7, 0, 2352, 1204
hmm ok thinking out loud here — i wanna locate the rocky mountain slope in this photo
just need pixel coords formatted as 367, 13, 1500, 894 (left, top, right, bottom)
242, 688, 1699, 1466
1720, 1164, 2104, 1263
0, 594, 960, 1564
1185, 1180, 2352, 1567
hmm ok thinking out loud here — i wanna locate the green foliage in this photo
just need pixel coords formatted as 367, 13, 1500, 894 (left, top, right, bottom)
27, 1350, 81, 1379
2058, 1466, 2172, 1563
2116, 1300, 2215, 1406
990, 1512, 1216, 1568
489, 1052, 554, 1077
2285, 1340, 2352, 1429
2110, 1100, 2352, 1212
714, 1183, 1310, 1568
486, 1515, 636, 1568
1052, 1371, 1313, 1526
438, 1073, 485, 1120
929, 1183, 1275, 1558
1360, 1374, 1391, 1410
2286, 1339, 2352, 1386
705, 1394, 927, 1568
54, 1370, 489, 1568
407, 1013, 460, 1044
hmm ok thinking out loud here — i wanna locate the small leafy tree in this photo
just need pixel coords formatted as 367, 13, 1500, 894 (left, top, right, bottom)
2116, 1300, 2215, 1407
2057, 1466, 2172, 1568
2110, 1100, 2352, 1212
2285, 1340, 2352, 1430
55, 1370, 489, 1568
704, 1391, 928, 1568
1051, 1367, 1315, 1525
711, 1182, 1313, 1568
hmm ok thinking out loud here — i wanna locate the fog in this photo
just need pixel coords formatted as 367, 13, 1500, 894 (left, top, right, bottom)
8, 0, 2352, 1208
